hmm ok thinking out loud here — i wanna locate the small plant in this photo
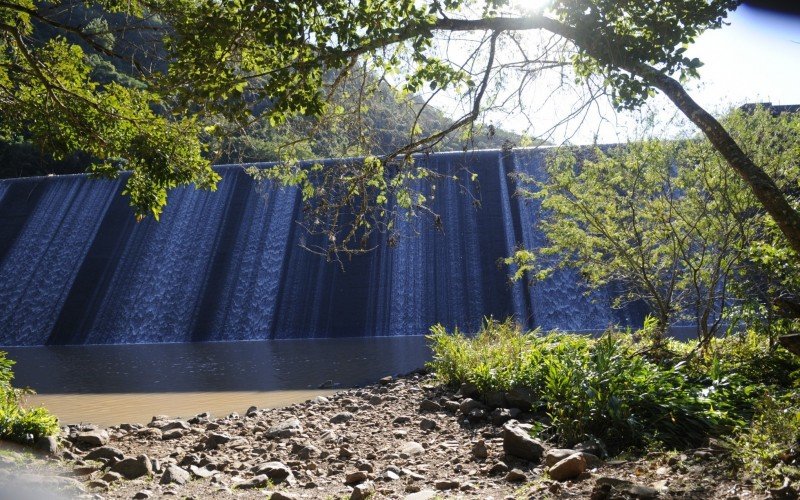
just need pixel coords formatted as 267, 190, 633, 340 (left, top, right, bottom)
0, 351, 59, 444
726, 394, 800, 489
427, 318, 793, 454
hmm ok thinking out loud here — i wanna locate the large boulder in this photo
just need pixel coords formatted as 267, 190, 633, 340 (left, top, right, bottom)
548, 453, 586, 481
502, 423, 544, 461
73, 429, 109, 447
112, 454, 152, 479
160, 465, 191, 485
34, 436, 58, 455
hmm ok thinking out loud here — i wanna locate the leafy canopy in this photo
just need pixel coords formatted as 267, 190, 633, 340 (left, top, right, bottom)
0, 0, 742, 229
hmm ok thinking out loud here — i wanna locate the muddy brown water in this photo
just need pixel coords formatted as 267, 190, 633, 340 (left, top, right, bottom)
4, 336, 430, 427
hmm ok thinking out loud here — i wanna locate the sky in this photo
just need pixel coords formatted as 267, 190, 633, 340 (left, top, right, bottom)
430, 2, 800, 145
684, 3, 800, 115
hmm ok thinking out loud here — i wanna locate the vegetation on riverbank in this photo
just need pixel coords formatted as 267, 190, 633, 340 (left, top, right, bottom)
428, 318, 800, 489
0, 352, 58, 445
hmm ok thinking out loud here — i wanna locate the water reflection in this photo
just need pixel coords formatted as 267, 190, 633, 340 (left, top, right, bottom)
5, 336, 430, 394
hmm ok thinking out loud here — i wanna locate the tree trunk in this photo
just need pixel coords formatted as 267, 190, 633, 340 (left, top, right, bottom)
626, 63, 800, 255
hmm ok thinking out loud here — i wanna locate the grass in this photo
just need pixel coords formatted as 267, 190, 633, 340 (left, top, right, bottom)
427, 317, 799, 478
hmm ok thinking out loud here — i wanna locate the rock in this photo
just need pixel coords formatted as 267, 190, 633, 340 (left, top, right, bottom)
267, 417, 303, 438
133, 490, 153, 499
444, 400, 461, 412
593, 477, 660, 499
383, 470, 401, 481
545, 448, 578, 466
87, 479, 109, 491
101, 471, 123, 483
157, 419, 190, 432
319, 380, 335, 389
467, 408, 488, 422
112, 454, 153, 479
434, 479, 460, 490
490, 408, 514, 425
355, 459, 374, 473
188, 412, 210, 424
291, 442, 320, 459
459, 398, 485, 415
471, 439, 488, 459
74, 429, 109, 447
270, 493, 299, 500
34, 436, 58, 455
393, 415, 412, 425
345, 470, 369, 484
483, 390, 506, 407
351, 480, 376, 500
189, 465, 216, 479
160, 465, 191, 485
85, 445, 125, 462
74, 465, 101, 476
246, 406, 258, 416
400, 441, 425, 457
311, 395, 330, 404
581, 452, 604, 469
162, 428, 186, 440
504, 387, 536, 409
252, 461, 294, 483
136, 427, 162, 439
404, 490, 438, 500
505, 469, 527, 482
575, 439, 606, 458
549, 453, 586, 481
379, 375, 394, 385
205, 431, 232, 449
458, 382, 480, 398
420, 418, 437, 431
330, 412, 354, 424
488, 461, 509, 476
235, 475, 270, 489
418, 399, 442, 412
502, 422, 544, 461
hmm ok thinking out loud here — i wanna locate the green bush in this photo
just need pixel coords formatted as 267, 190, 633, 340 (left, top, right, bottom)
0, 351, 59, 444
427, 318, 784, 453
726, 395, 800, 489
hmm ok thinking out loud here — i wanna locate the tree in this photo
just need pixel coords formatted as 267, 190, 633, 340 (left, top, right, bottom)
508, 106, 800, 341
2, 0, 799, 258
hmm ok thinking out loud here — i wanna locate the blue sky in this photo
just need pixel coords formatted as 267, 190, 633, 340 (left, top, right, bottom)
478, 2, 800, 144
685, 4, 800, 112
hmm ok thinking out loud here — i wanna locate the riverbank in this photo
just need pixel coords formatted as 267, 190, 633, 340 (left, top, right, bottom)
0, 371, 775, 499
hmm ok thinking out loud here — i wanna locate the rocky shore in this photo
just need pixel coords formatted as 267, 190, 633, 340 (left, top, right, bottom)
0, 372, 775, 499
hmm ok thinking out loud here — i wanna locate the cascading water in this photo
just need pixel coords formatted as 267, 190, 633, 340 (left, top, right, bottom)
0, 148, 641, 346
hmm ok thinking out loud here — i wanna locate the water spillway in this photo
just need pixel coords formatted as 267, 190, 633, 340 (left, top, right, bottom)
0, 148, 639, 346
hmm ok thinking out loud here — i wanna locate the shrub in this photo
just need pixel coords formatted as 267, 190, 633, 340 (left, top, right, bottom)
0, 351, 59, 444
427, 319, 771, 453
726, 394, 800, 489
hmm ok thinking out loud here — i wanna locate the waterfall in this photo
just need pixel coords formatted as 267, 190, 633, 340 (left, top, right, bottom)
0, 149, 639, 345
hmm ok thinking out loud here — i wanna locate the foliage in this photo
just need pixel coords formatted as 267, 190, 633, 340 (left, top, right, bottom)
0, 351, 59, 444
8, 1, 794, 259
0, 1, 218, 220
508, 107, 800, 340
558, 0, 737, 109
726, 395, 800, 489
427, 318, 767, 452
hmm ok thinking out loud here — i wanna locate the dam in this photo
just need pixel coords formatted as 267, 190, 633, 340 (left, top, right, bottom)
0, 148, 640, 346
